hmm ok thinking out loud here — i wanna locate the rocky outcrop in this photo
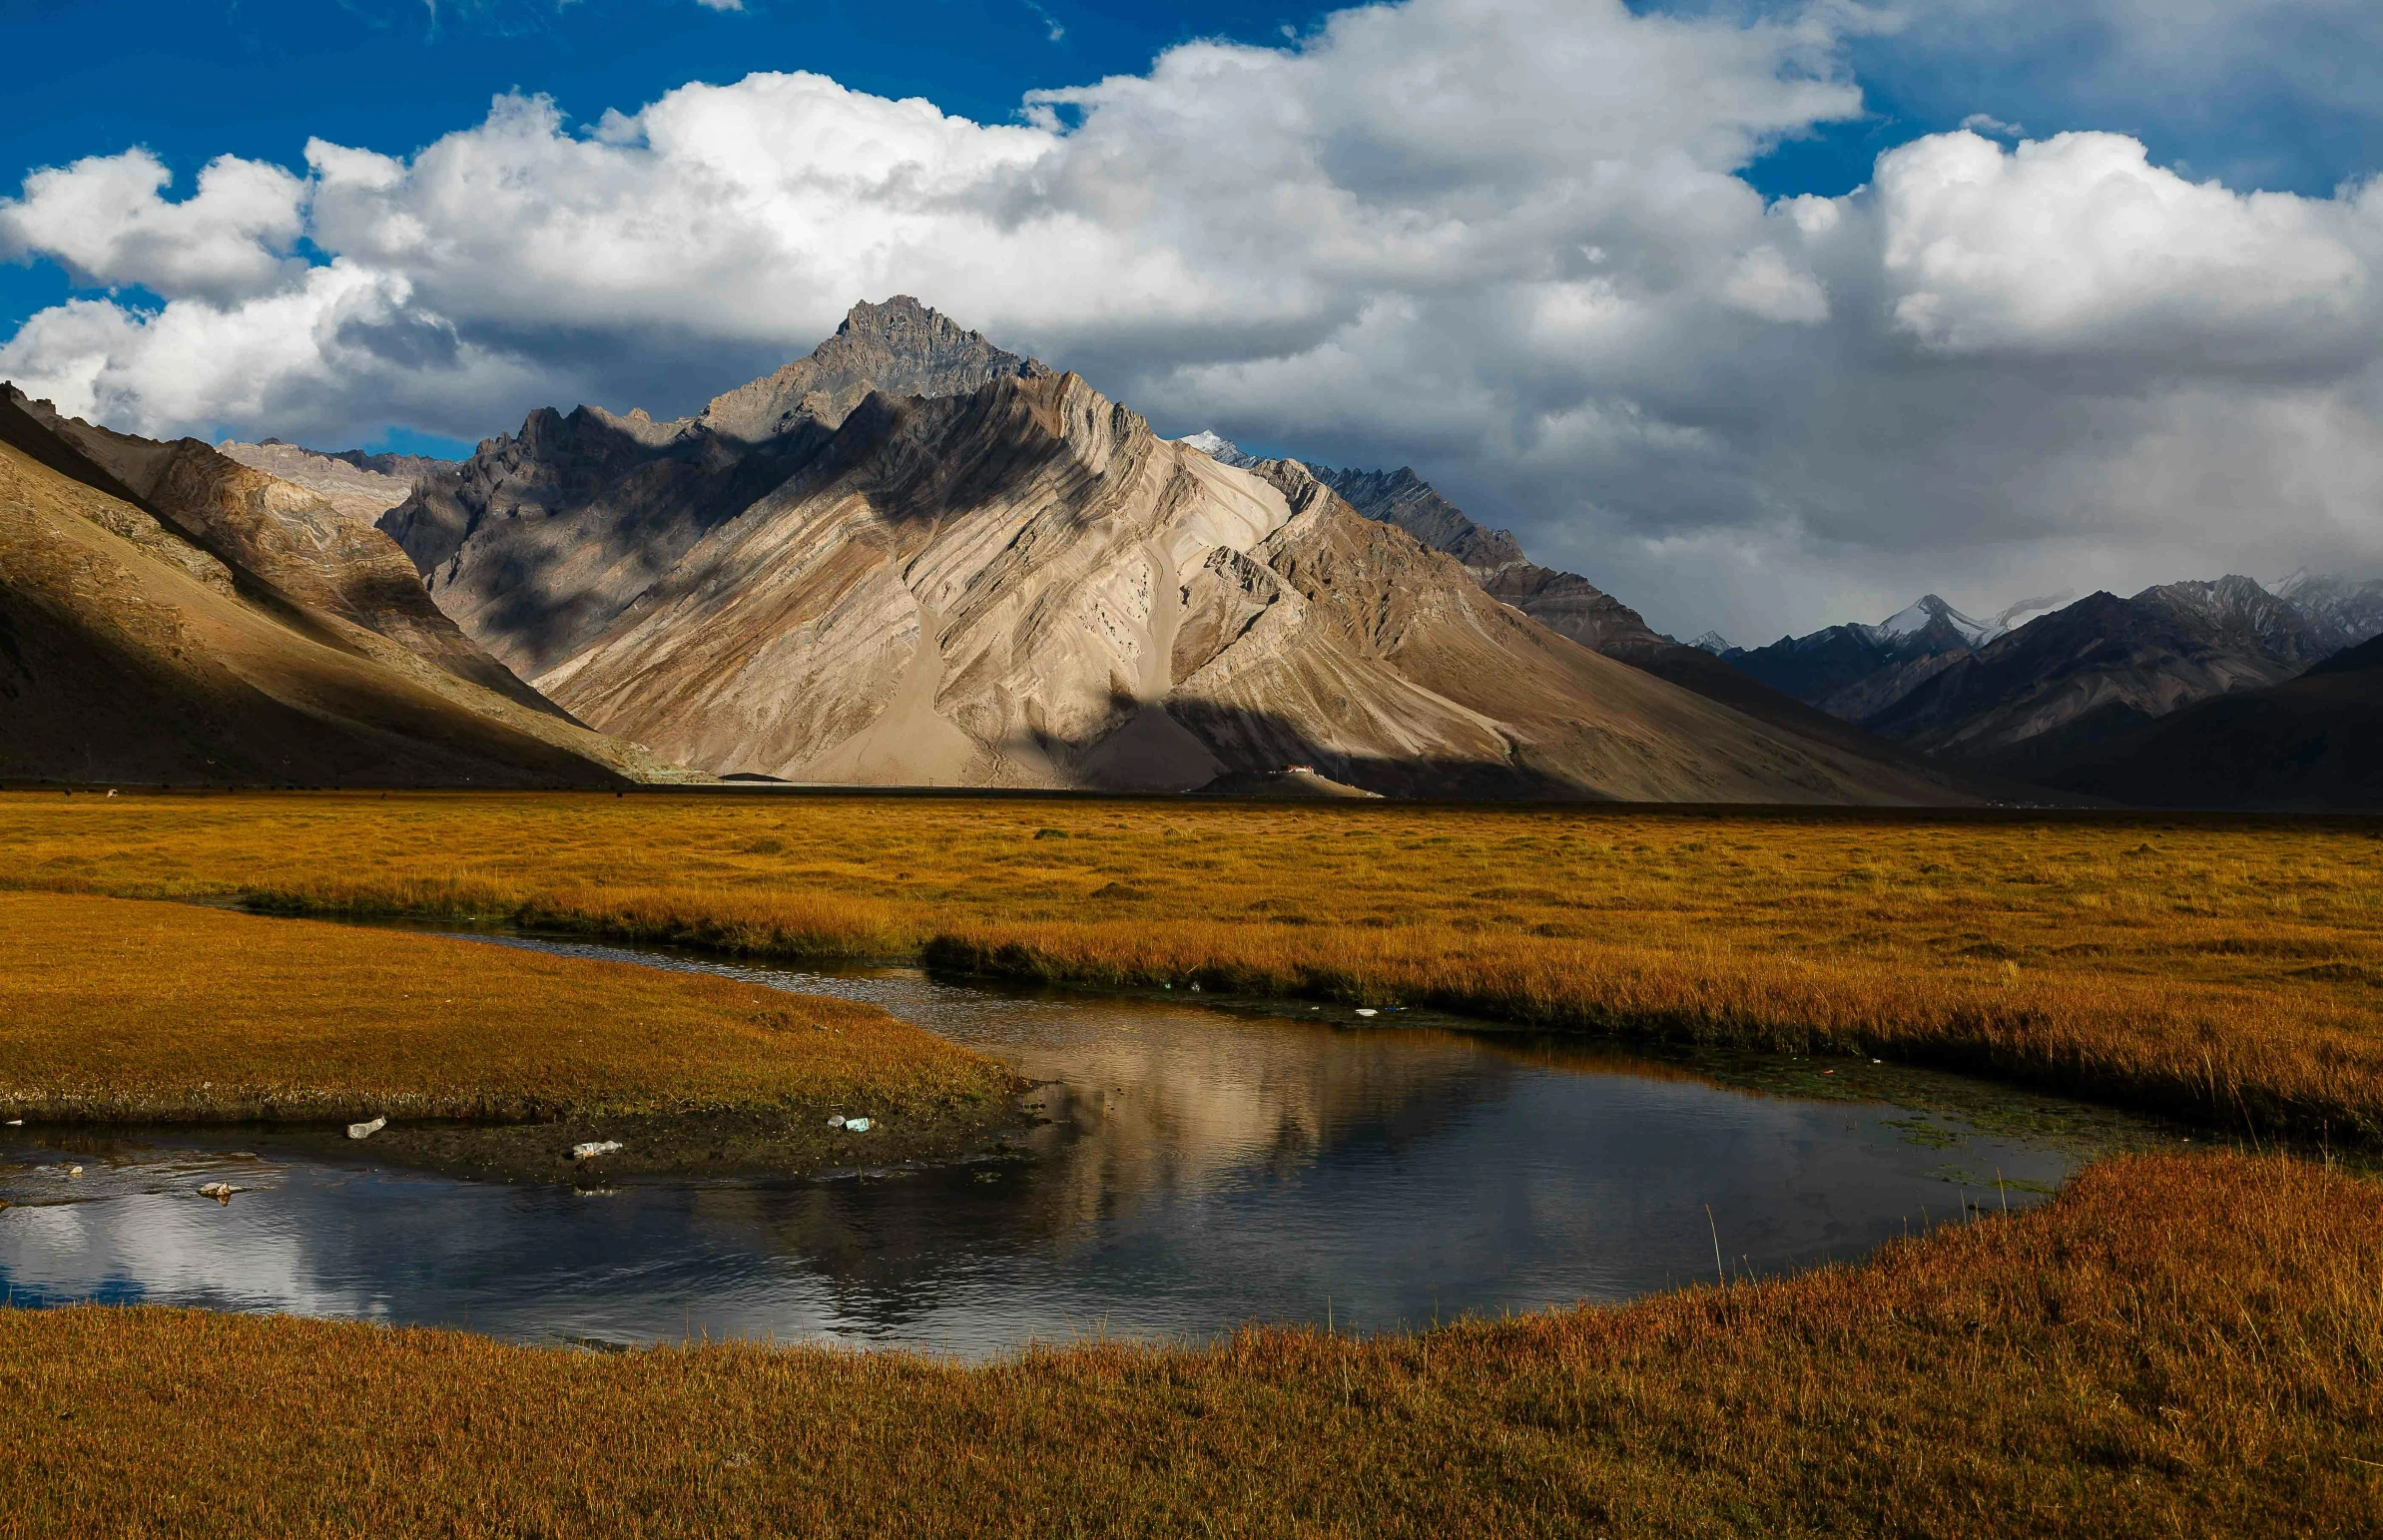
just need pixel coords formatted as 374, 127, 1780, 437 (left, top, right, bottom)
390, 303, 1976, 800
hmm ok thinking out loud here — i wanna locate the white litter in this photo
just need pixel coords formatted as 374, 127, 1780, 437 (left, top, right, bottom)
4, 1119, 21, 1126
1355, 1008, 1379, 1018
347, 1116, 386, 1141
65, 1165, 83, 1177
571, 1140, 624, 1160
844, 1118, 873, 1134
827, 1114, 847, 1129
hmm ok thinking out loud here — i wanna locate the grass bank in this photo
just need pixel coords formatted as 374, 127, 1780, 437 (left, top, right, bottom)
9, 790, 2383, 1139
0, 891, 1019, 1173
2, 1152, 2376, 1537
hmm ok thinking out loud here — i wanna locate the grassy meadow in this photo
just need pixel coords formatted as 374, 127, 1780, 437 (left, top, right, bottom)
3, 1152, 2377, 1538
0, 889, 1014, 1126
6, 788, 2383, 1139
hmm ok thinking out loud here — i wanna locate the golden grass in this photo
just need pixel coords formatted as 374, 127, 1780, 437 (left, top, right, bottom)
8, 790, 2383, 1136
0, 890, 1013, 1123
2, 1152, 2376, 1537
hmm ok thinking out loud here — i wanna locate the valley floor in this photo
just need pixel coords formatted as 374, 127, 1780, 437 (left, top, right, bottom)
6, 790, 2382, 1536
1, 1153, 2375, 1538
7, 788, 2383, 1142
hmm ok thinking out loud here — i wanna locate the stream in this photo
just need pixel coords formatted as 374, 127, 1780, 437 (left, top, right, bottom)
0, 932, 2109, 1355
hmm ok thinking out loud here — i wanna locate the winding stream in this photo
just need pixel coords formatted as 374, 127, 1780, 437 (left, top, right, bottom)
1, 933, 2110, 1355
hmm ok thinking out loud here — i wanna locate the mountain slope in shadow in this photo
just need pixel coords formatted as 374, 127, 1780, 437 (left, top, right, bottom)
0, 389, 687, 786
2013, 634, 2383, 809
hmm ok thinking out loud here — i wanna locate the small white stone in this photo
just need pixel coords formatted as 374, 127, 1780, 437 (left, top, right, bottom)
827, 1114, 847, 1129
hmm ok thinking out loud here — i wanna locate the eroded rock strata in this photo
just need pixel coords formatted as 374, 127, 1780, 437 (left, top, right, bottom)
385, 298, 1969, 801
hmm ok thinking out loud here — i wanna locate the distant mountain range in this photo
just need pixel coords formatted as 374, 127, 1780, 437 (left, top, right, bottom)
1715, 573, 2383, 792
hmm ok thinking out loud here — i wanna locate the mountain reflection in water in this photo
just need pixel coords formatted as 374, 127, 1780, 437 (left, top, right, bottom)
0, 944, 2081, 1354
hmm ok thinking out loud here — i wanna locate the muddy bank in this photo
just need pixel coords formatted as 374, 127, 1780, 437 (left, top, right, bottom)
11, 1095, 1042, 1187
327, 1096, 1042, 1184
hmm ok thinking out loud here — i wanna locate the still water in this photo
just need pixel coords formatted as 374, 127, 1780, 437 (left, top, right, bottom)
1, 937, 2085, 1354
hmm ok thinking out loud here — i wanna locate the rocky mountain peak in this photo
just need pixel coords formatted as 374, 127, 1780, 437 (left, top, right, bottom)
698, 296, 1050, 443
1871, 594, 1998, 649
2275, 569, 2383, 655
2131, 574, 2325, 663
1177, 430, 1262, 469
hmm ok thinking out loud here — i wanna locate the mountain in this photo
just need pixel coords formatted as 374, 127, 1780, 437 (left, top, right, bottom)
2275, 570, 2383, 655
1866, 576, 2332, 769
699, 295, 1049, 443
1176, 434, 2002, 800
2018, 631, 2383, 808
1722, 595, 2000, 724
1294, 458, 1672, 655
1176, 431, 1257, 469
384, 298, 1977, 801
23, 393, 559, 718
0, 387, 683, 787
214, 439, 450, 526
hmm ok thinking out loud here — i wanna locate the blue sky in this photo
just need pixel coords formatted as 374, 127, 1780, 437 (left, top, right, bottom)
2, 0, 2377, 636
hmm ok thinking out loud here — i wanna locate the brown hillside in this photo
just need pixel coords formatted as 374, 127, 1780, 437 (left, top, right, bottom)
0, 406, 681, 786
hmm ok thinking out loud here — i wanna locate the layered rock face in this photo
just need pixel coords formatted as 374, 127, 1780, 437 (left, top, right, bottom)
212, 440, 446, 526
1278, 448, 1988, 794
0, 390, 686, 786
1303, 461, 1671, 655
388, 300, 1970, 801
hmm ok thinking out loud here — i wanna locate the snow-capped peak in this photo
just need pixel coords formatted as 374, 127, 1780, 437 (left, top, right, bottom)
1686, 631, 1730, 654
1176, 430, 1260, 468
1872, 594, 1996, 648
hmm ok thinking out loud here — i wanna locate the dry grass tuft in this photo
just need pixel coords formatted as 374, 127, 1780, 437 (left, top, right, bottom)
2, 1153, 2377, 1537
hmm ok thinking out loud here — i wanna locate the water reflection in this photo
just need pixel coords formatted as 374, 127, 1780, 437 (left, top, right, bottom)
1, 945, 2081, 1354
